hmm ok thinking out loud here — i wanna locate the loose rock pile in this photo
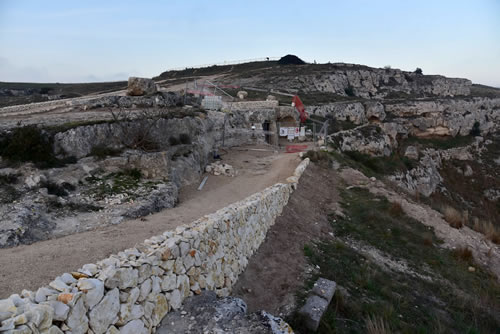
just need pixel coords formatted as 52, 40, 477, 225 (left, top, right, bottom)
205, 162, 235, 177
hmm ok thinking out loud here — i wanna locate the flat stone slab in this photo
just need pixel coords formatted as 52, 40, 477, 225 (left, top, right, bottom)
311, 278, 336, 304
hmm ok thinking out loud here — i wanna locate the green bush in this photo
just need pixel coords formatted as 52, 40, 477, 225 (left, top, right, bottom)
0, 126, 77, 168
344, 86, 355, 97
470, 121, 481, 136
89, 145, 122, 160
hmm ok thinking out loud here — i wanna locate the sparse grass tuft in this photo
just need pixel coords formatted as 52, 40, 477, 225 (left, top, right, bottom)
442, 205, 464, 228
388, 202, 404, 217
453, 247, 473, 262
474, 219, 500, 244
365, 315, 392, 334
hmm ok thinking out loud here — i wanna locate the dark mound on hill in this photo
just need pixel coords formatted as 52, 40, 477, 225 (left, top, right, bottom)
277, 54, 306, 65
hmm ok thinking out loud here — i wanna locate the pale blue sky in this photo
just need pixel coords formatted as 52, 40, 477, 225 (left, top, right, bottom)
0, 0, 499, 86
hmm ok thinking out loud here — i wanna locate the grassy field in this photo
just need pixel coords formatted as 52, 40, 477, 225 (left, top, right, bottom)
290, 186, 500, 333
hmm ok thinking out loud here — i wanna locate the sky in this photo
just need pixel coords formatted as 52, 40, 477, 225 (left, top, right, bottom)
0, 0, 499, 86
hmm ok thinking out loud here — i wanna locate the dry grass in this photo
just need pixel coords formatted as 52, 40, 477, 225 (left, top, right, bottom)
388, 202, 404, 217
473, 219, 500, 244
442, 206, 465, 229
365, 315, 392, 334
453, 247, 473, 262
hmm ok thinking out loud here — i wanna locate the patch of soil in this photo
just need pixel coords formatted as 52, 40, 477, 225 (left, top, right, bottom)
232, 163, 340, 315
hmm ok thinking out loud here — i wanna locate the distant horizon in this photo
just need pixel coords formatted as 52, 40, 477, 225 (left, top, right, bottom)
1, 1, 499, 87
1, 57, 499, 89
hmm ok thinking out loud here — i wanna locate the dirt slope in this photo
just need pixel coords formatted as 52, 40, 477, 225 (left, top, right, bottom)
232, 164, 340, 315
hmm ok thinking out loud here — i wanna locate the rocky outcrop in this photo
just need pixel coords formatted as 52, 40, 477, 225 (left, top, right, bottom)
127, 77, 157, 96
238, 63, 471, 99
329, 125, 392, 156
307, 101, 385, 124
384, 97, 500, 137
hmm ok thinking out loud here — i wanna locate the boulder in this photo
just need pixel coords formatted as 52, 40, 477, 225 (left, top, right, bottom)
127, 77, 157, 96
237, 91, 248, 100
404, 146, 419, 160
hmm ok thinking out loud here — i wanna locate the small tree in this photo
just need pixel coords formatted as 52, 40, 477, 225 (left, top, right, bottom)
415, 67, 423, 75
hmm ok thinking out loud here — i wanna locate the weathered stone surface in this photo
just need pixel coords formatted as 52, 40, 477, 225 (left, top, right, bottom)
127, 77, 157, 96
404, 146, 419, 160
311, 278, 336, 304
45, 301, 69, 321
151, 294, 169, 326
65, 296, 88, 334
88, 288, 120, 334
329, 124, 392, 156
41, 325, 64, 334
119, 319, 147, 334
104, 268, 138, 290
298, 295, 329, 332
78, 278, 104, 310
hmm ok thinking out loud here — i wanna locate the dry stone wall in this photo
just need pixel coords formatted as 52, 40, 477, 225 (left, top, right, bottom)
0, 159, 310, 334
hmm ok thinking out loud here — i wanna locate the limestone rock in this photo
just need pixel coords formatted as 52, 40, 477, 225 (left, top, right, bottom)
65, 296, 89, 334
89, 288, 120, 334
404, 146, 419, 160
78, 278, 105, 310
127, 77, 157, 96
237, 91, 248, 100
119, 319, 147, 334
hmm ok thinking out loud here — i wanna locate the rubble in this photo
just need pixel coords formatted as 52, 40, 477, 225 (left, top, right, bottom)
205, 162, 235, 177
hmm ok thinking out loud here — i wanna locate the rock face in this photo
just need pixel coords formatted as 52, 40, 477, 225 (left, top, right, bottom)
127, 77, 157, 96
329, 125, 392, 156
235, 63, 471, 99
307, 101, 385, 125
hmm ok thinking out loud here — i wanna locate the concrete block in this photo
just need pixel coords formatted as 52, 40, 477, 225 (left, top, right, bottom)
298, 295, 329, 332
311, 278, 336, 304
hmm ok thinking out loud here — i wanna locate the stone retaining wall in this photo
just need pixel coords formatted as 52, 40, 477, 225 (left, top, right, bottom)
0, 159, 310, 334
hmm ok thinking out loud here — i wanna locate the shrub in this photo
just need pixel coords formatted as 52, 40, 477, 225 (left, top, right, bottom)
168, 136, 180, 146
388, 202, 404, 217
414, 68, 423, 75
365, 315, 391, 334
41, 181, 69, 197
179, 133, 192, 145
0, 126, 54, 166
452, 247, 473, 262
344, 85, 356, 97
474, 219, 500, 244
0, 126, 76, 168
89, 145, 122, 160
470, 121, 481, 137
442, 205, 464, 228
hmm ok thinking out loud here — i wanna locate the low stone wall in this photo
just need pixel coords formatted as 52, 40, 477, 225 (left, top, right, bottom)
0, 159, 310, 334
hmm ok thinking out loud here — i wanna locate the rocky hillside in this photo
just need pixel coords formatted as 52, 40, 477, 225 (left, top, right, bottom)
199, 59, 500, 238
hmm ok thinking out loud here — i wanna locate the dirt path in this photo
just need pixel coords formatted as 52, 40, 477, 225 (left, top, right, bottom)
0, 145, 301, 298
232, 163, 341, 316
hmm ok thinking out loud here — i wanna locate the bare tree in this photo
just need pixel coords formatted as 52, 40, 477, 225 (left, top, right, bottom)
109, 107, 167, 151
